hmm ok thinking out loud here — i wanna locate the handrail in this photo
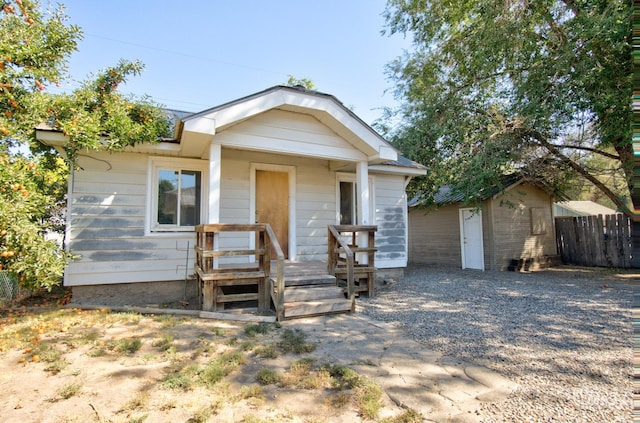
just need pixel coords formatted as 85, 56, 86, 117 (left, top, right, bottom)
328, 225, 355, 303
264, 224, 285, 321
195, 223, 285, 319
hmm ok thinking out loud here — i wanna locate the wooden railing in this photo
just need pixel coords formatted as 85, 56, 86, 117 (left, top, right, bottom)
327, 225, 377, 307
265, 224, 285, 321
195, 224, 284, 318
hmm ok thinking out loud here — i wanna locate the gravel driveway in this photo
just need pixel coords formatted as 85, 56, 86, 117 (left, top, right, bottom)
357, 265, 634, 422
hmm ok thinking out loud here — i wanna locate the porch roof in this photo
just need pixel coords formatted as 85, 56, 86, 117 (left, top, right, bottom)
179, 85, 399, 164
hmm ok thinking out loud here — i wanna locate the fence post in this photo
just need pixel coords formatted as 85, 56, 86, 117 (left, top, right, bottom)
632, 220, 640, 269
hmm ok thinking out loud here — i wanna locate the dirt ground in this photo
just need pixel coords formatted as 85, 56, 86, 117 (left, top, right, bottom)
0, 290, 417, 423
1, 265, 634, 423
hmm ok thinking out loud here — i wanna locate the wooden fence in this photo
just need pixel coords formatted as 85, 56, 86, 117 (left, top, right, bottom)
555, 214, 633, 268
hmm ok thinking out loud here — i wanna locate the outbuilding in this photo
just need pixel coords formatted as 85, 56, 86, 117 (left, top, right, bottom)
408, 177, 557, 270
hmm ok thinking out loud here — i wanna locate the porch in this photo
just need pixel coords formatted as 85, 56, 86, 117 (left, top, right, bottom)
195, 224, 377, 321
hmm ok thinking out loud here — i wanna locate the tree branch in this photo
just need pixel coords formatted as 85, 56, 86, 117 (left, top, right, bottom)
535, 132, 632, 216
550, 144, 620, 160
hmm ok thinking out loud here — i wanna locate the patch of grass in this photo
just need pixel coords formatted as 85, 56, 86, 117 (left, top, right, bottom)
162, 371, 193, 391
140, 353, 157, 363
380, 408, 424, 423
45, 358, 68, 375
52, 381, 82, 401
244, 323, 271, 338
256, 367, 281, 385
153, 314, 184, 328
238, 384, 264, 401
191, 337, 214, 359
199, 351, 246, 388
326, 391, 352, 408
281, 358, 313, 387
278, 329, 316, 354
75, 330, 101, 345
164, 349, 247, 391
162, 363, 199, 391
153, 334, 175, 352
87, 347, 106, 357
110, 312, 143, 325
115, 338, 143, 354
321, 363, 384, 418
322, 364, 361, 390
290, 357, 315, 373
127, 416, 148, 423
119, 392, 149, 412
31, 342, 68, 374
240, 341, 256, 352
299, 368, 331, 390
282, 358, 328, 389
187, 405, 215, 423
254, 344, 278, 359
241, 415, 275, 423
353, 379, 384, 420
211, 327, 226, 336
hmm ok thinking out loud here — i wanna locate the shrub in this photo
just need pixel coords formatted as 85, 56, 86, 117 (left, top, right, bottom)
256, 367, 281, 385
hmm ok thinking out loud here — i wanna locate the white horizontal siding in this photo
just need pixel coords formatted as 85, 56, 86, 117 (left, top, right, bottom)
65, 141, 413, 287
295, 159, 335, 261
65, 152, 198, 286
219, 156, 251, 227
213, 110, 367, 161
73, 193, 144, 206
373, 174, 408, 268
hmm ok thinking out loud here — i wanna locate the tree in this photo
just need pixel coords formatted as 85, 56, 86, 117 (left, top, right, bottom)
0, 0, 172, 291
284, 75, 316, 90
383, 0, 633, 215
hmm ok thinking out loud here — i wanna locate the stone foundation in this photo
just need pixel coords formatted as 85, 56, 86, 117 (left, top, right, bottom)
70, 279, 198, 308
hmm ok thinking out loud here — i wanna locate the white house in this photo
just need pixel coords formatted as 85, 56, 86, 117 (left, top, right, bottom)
36, 85, 426, 309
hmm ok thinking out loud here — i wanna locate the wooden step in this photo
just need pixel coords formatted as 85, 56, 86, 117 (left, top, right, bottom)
283, 297, 353, 319
276, 274, 336, 287
334, 266, 376, 274
284, 285, 345, 302
197, 268, 265, 282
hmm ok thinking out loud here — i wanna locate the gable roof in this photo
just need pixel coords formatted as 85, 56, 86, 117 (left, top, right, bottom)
35, 86, 421, 175
180, 85, 398, 163
409, 175, 556, 207
553, 201, 618, 216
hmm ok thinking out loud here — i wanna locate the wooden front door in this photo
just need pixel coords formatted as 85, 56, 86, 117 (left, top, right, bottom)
256, 170, 289, 258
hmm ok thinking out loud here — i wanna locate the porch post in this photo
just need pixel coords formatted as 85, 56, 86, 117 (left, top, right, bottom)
208, 142, 221, 224
356, 160, 370, 264
356, 160, 370, 225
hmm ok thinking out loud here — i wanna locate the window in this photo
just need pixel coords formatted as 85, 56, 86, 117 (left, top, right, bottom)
149, 158, 207, 232
337, 174, 374, 225
339, 181, 357, 225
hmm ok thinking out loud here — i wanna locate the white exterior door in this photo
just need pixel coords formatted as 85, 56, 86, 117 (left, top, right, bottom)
459, 208, 485, 270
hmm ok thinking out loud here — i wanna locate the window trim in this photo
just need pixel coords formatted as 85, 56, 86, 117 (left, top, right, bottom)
335, 173, 374, 225
146, 157, 209, 234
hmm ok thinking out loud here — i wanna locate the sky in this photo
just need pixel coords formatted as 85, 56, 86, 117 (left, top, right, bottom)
51, 0, 412, 126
